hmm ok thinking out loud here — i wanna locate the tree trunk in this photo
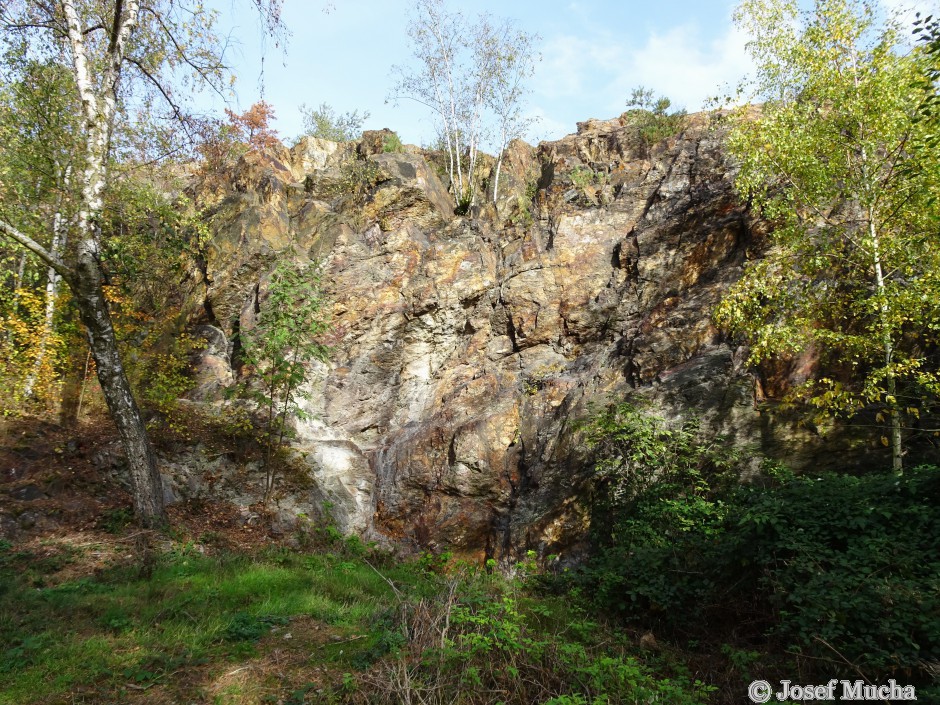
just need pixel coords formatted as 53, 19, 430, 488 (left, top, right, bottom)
61, 0, 165, 525
492, 129, 507, 204
58, 351, 84, 428
869, 210, 903, 473
23, 166, 71, 399
73, 241, 166, 528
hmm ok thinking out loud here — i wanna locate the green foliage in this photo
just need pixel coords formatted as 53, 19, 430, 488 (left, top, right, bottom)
572, 402, 940, 687
715, 0, 940, 468
315, 157, 382, 202
568, 165, 605, 189
300, 102, 369, 142
623, 86, 688, 149
97, 507, 135, 535
576, 402, 745, 622
127, 330, 204, 437
507, 179, 539, 228
522, 362, 563, 395
382, 133, 403, 153
732, 467, 940, 677
509, 194, 534, 227
914, 12, 940, 147
97, 178, 213, 437
0, 56, 82, 414
101, 180, 201, 311
0, 525, 720, 704
341, 158, 383, 199
370, 558, 712, 704
236, 259, 330, 502
0, 56, 81, 241
581, 402, 744, 536
454, 187, 474, 216
223, 612, 289, 642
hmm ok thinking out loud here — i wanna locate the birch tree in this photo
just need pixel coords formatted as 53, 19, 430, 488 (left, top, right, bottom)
479, 18, 539, 204
715, 0, 940, 472
391, 0, 539, 211
0, 57, 80, 407
0, 0, 285, 528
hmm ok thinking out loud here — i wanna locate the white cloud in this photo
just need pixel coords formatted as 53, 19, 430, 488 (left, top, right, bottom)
535, 34, 628, 101
621, 23, 752, 112
533, 19, 752, 126
523, 105, 572, 143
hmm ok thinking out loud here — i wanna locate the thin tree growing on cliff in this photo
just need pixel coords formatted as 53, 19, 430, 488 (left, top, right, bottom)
481, 17, 540, 204
237, 260, 330, 504
390, 0, 539, 211
715, 0, 940, 472
0, 0, 286, 528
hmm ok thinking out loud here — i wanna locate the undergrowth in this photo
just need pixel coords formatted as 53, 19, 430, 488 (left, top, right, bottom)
0, 530, 711, 704
561, 401, 940, 702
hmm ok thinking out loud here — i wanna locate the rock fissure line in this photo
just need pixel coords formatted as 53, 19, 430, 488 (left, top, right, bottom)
179, 117, 881, 561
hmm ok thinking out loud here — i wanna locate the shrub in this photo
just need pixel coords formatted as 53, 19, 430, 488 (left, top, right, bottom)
353, 558, 712, 705
623, 86, 687, 150
569, 165, 604, 189
730, 468, 940, 679
224, 101, 279, 152
382, 133, 403, 153
235, 259, 330, 502
571, 400, 940, 687
300, 102, 369, 142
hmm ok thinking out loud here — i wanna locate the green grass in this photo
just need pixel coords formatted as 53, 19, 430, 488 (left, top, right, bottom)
0, 541, 427, 704
0, 539, 712, 704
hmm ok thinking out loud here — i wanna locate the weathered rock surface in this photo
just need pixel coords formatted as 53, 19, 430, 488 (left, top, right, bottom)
182, 112, 895, 561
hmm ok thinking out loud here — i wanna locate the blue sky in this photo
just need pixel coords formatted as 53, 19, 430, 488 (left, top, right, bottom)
205, 0, 934, 148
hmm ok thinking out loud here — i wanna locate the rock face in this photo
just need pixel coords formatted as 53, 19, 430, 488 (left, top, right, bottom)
186, 114, 890, 561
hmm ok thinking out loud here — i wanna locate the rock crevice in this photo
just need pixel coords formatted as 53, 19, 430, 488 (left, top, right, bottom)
185, 112, 872, 560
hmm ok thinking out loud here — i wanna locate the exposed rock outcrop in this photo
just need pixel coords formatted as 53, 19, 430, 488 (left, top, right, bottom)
184, 113, 892, 561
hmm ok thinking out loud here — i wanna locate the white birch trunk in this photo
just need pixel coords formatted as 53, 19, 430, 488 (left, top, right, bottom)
492, 126, 508, 204
869, 211, 903, 473
23, 166, 72, 399
62, 0, 167, 527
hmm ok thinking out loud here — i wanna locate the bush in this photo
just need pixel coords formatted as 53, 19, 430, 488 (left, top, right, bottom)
234, 259, 330, 503
571, 401, 940, 686
624, 86, 687, 150
353, 557, 712, 705
730, 468, 940, 679
300, 102, 369, 142
382, 133, 403, 153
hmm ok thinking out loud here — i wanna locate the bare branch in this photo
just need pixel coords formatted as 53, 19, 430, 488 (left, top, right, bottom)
124, 55, 197, 144
139, 4, 230, 101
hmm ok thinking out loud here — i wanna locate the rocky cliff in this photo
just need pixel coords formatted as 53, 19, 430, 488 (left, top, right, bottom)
183, 113, 883, 562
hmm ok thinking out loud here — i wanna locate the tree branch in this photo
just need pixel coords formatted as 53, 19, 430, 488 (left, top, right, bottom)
123, 56, 197, 144
108, 0, 126, 55
0, 218, 73, 282
139, 5, 230, 101
124, 56, 185, 122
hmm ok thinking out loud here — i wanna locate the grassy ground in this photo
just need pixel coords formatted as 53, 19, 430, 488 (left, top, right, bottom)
0, 417, 712, 705
0, 534, 429, 704
0, 532, 715, 705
